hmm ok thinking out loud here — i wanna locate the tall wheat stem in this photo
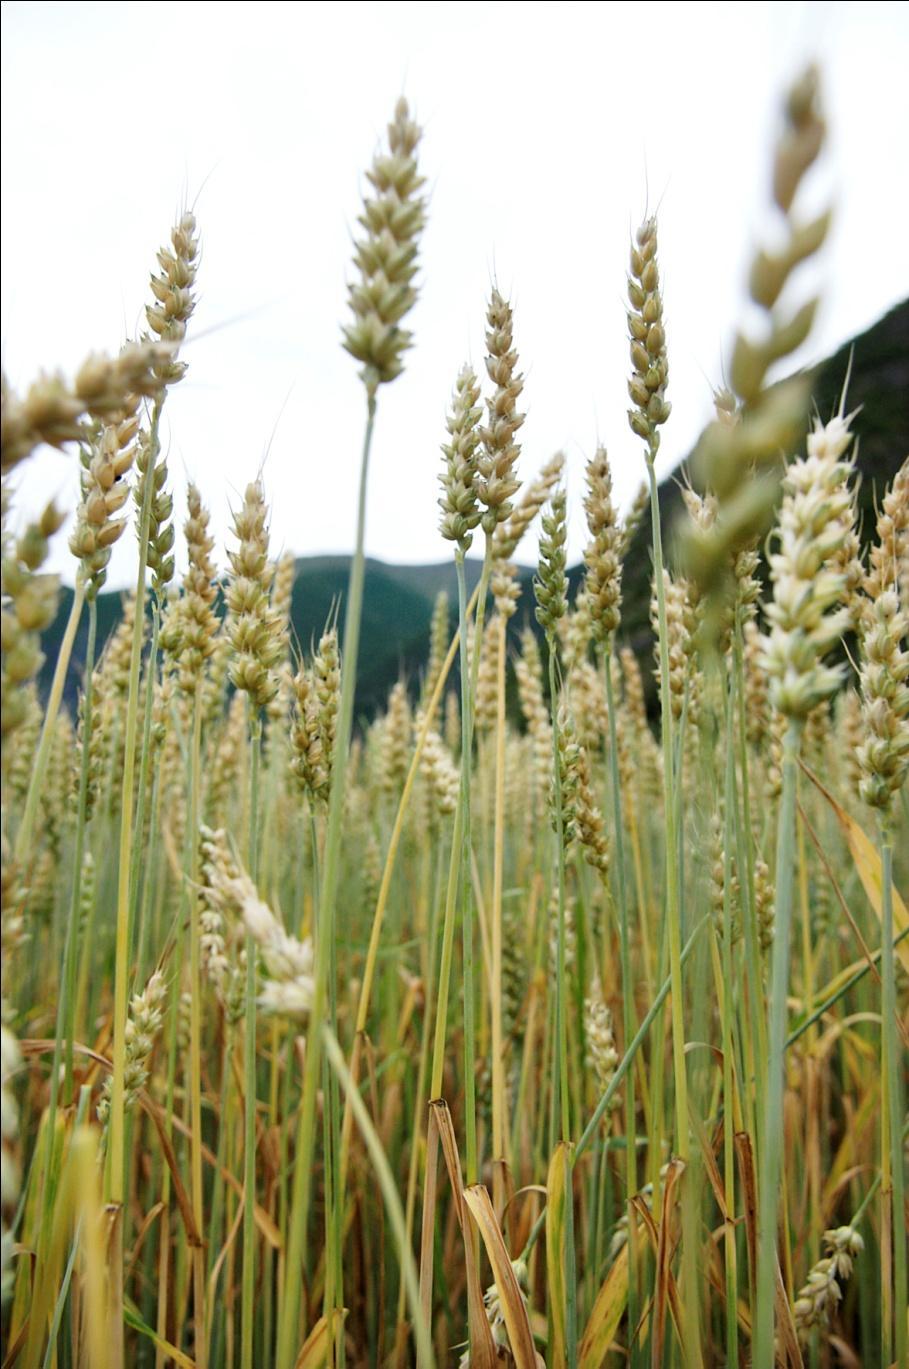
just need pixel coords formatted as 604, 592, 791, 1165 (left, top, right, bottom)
277, 387, 376, 1369
645, 456, 702, 1366
754, 718, 801, 1367
15, 576, 85, 864
241, 708, 261, 1369
879, 826, 907, 1368
602, 643, 640, 1358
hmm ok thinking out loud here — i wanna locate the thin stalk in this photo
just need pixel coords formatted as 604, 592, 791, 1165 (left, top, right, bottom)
187, 689, 207, 1369
546, 642, 577, 1364
721, 681, 739, 1369
491, 612, 508, 1216
63, 596, 98, 1093
731, 620, 766, 1146
602, 642, 639, 1355
645, 456, 701, 1366
879, 826, 907, 1369
127, 600, 161, 940
322, 1029, 435, 1369
456, 547, 480, 1185
241, 710, 261, 1369
754, 718, 801, 1369
107, 401, 160, 1209
547, 644, 570, 1145
338, 586, 475, 1196
277, 388, 376, 1369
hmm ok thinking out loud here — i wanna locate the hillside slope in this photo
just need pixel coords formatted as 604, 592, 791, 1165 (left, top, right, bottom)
42, 299, 908, 718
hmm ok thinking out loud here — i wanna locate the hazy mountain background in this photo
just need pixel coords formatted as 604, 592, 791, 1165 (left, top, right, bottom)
41, 299, 908, 722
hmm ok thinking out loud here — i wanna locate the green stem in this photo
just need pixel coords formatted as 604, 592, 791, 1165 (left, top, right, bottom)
64, 595, 98, 1094
108, 399, 161, 1214
128, 600, 161, 946
879, 826, 907, 1368
241, 710, 261, 1369
547, 644, 570, 1145
645, 456, 701, 1366
456, 548, 479, 1184
277, 388, 377, 1369
721, 680, 739, 1369
602, 643, 639, 1355
754, 718, 801, 1369
187, 688, 207, 1369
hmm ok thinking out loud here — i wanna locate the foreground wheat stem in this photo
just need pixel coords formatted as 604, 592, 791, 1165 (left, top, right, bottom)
104, 399, 161, 1369
187, 689, 207, 1368
602, 643, 639, 1349
721, 681, 740, 1369
278, 390, 376, 1369
879, 826, 907, 1367
457, 545, 482, 1184
754, 718, 801, 1367
322, 1029, 435, 1368
547, 648, 570, 1146
241, 709, 261, 1369
645, 457, 702, 1366
63, 597, 98, 1091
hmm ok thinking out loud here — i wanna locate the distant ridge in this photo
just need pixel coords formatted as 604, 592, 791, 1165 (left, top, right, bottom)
43, 300, 909, 720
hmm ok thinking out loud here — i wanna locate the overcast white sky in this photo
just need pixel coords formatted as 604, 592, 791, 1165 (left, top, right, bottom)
3, 1, 908, 588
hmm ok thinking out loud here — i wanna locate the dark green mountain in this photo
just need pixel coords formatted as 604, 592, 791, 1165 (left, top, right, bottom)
40, 299, 908, 721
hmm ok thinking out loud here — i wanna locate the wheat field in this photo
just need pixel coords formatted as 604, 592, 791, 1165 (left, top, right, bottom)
1, 66, 907, 1369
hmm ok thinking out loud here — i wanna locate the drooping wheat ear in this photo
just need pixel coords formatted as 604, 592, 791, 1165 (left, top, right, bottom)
575, 741, 610, 879
70, 417, 138, 596
761, 413, 856, 717
551, 701, 580, 848
686, 66, 829, 595
177, 483, 219, 696
416, 712, 459, 819
534, 487, 568, 638
271, 551, 296, 640
477, 290, 525, 535
584, 976, 620, 1114
855, 587, 909, 811
584, 447, 622, 643
709, 810, 741, 942
859, 461, 908, 1366
514, 628, 552, 798
226, 479, 285, 712
548, 882, 577, 973
494, 450, 565, 562
754, 856, 775, 952
439, 365, 482, 551
627, 217, 671, 455
145, 211, 199, 390
1, 1020, 22, 1304
97, 970, 167, 1127
651, 569, 690, 721
793, 1227, 864, 1345
0, 497, 65, 741
380, 680, 412, 796
558, 591, 592, 673
0, 341, 172, 474
864, 456, 909, 608
7, 688, 39, 802
474, 621, 500, 733
422, 590, 450, 716
206, 849, 314, 1020
198, 826, 247, 1021
342, 97, 426, 392
618, 480, 649, 559
134, 430, 176, 598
